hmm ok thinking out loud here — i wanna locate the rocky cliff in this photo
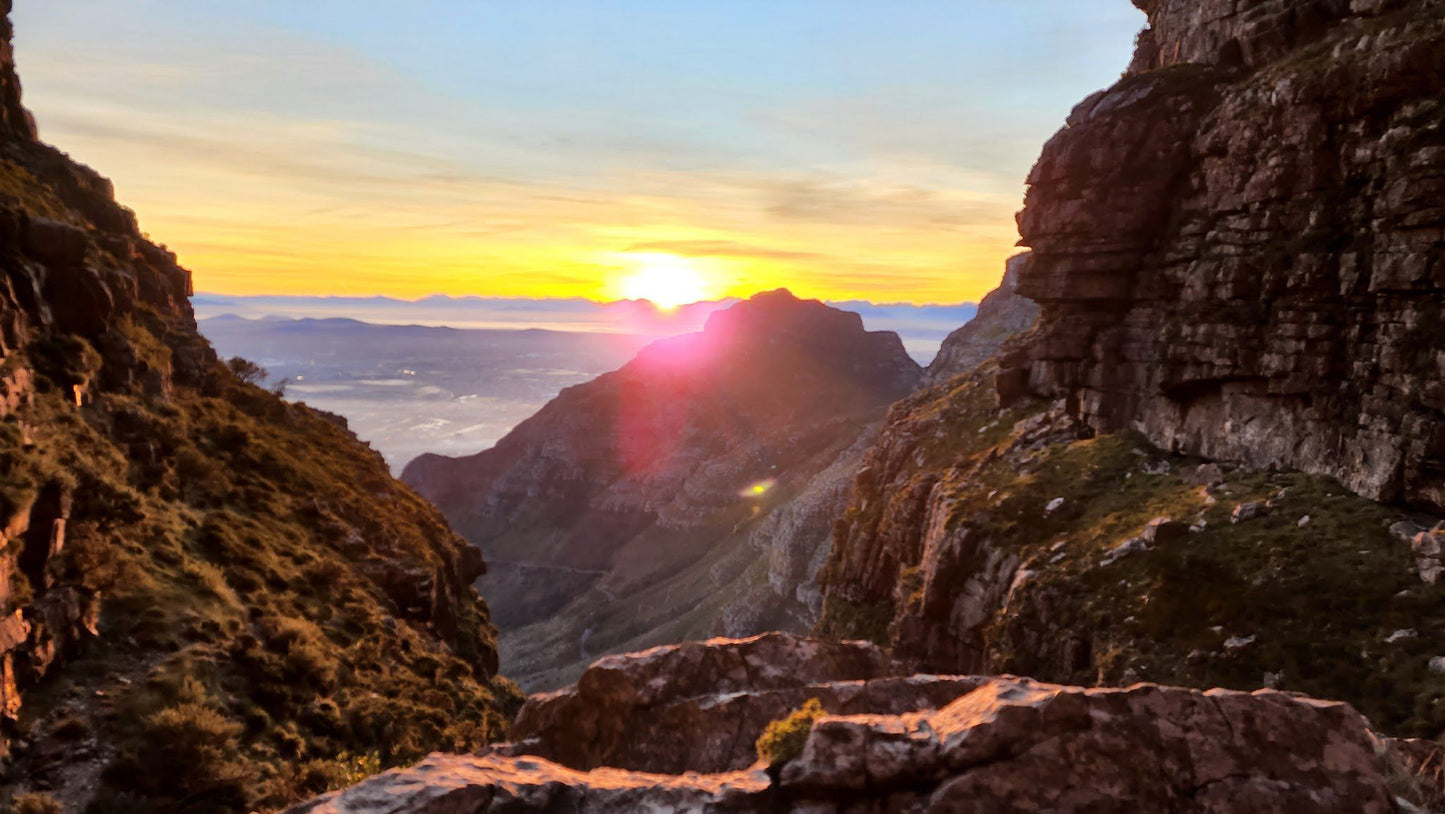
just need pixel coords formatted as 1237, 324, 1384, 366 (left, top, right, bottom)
1003, 0, 1445, 507
817, 0, 1445, 742
922, 252, 1039, 387
0, 4, 514, 810
403, 291, 921, 688
292, 634, 1430, 814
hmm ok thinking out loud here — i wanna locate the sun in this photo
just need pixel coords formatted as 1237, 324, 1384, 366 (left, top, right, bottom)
618, 255, 713, 310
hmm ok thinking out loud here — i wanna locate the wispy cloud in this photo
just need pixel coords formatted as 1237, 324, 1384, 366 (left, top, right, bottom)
12, 0, 1141, 304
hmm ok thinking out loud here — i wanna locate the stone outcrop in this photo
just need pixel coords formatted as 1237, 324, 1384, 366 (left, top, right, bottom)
294, 637, 1407, 813
504, 632, 986, 774
403, 291, 921, 688
0, 6, 513, 808
817, 360, 1445, 737
1001, 0, 1445, 507
289, 755, 772, 814
923, 253, 1040, 387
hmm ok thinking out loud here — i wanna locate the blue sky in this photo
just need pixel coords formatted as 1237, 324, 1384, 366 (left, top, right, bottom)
11, 0, 1143, 303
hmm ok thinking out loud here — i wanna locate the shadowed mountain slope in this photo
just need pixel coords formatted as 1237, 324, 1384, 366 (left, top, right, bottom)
0, 4, 515, 809
404, 290, 921, 688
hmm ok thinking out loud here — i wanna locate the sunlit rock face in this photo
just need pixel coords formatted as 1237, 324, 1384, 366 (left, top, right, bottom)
292, 635, 1403, 814
1005, 0, 1445, 506
923, 252, 1040, 387
402, 291, 921, 689
504, 632, 987, 774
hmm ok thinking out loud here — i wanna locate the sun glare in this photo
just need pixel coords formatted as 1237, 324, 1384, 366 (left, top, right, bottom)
618, 255, 712, 310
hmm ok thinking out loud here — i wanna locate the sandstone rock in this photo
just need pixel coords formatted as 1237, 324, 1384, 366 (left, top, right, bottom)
783, 678, 1396, 813
1430, 657, 1445, 675
1412, 527, 1445, 584
924, 253, 1040, 387
1232, 502, 1268, 523
505, 633, 988, 774
21, 217, 86, 268
1004, 0, 1445, 509
298, 676, 1402, 814
1101, 537, 1148, 566
287, 754, 772, 814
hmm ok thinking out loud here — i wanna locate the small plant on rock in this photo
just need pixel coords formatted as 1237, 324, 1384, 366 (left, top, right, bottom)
756, 697, 826, 766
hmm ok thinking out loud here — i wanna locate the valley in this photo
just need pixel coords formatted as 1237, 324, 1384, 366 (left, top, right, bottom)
0, 0, 1442, 811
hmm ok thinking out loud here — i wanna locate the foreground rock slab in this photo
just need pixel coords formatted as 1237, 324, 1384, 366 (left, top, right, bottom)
287, 754, 771, 814
294, 674, 1402, 813
506, 632, 986, 773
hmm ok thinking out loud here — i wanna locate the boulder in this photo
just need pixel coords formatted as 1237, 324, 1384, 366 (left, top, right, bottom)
781, 678, 1397, 813
296, 676, 1401, 814
505, 633, 988, 774
1143, 517, 1189, 545
1232, 502, 1268, 523
1412, 525, 1445, 584
287, 754, 772, 814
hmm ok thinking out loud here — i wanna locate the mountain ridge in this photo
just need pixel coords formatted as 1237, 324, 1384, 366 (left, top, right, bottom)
403, 289, 922, 688
0, 3, 518, 808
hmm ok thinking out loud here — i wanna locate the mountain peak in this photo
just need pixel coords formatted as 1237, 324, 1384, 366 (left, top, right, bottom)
701, 288, 867, 346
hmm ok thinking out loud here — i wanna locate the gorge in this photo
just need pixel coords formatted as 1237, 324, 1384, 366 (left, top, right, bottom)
0, 0, 1441, 811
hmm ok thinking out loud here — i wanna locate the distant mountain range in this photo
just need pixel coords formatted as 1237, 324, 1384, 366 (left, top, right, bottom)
199, 315, 654, 470
192, 293, 978, 363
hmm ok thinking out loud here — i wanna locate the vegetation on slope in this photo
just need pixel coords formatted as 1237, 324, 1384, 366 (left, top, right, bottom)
819, 369, 1445, 739
1, 314, 520, 811
0, 124, 520, 811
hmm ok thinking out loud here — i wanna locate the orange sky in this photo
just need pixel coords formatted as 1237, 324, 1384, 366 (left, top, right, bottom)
13, 2, 1142, 305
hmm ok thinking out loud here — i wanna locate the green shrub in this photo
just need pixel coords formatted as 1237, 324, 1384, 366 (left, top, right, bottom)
756, 698, 826, 766
105, 703, 254, 813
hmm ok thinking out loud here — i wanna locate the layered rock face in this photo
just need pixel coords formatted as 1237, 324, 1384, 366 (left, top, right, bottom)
504, 632, 985, 774
819, 355, 1445, 738
1005, 0, 1445, 506
294, 635, 1409, 814
404, 291, 921, 688
923, 252, 1040, 387
0, 5, 513, 808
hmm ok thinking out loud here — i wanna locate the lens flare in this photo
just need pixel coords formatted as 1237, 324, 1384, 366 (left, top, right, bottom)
740, 479, 776, 499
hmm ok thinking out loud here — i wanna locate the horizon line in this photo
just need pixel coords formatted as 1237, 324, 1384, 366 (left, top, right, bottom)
191, 291, 982, 310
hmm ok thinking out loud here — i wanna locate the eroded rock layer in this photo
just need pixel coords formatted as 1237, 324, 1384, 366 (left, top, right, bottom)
505, 632, 986, 774
293, 637, 1406, 814
923, 252, 1039, 387
1004, 0, 1445, 506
